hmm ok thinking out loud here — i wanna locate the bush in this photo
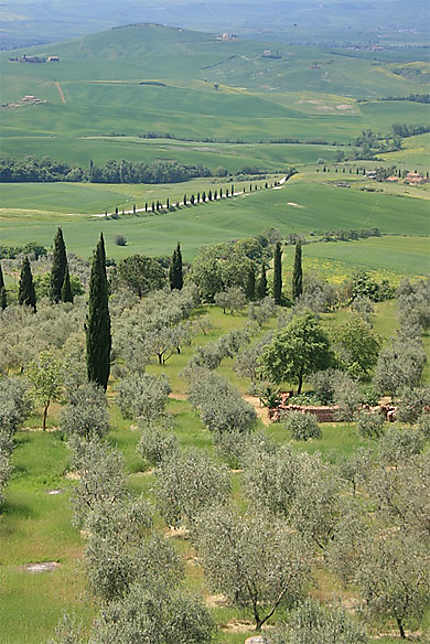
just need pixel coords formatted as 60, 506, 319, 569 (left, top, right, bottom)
356, 410, 385, 439
281, 410, 322, 441
137, 422, 179, 467
115, 234, 127, 247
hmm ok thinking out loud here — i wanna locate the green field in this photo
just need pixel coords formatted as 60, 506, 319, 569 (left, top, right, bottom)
1, 23, 430, 172
1, 173, 429, 261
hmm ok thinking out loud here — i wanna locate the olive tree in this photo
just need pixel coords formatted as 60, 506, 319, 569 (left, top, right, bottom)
68, 438, 128, 528
396, 386, 430, 424
355, 410, 385, 439
194, 505, 312, 631
215, 286, 247, 314
281, 410, 322, 441
155, 449, 231, 527
373, 335, 426, 396
366, 454, 430, 538
91, 582, 215, 644
137, 422, 179, 468
85, 497, 180, 602
377, 425, 424, 467
333, 373, 363, 422
60, 382, 109, 441
355, 531, 430, 639
0, 450, 12, 508
269, 599, 368, 644
117, 373, 171, 424
245, 446, 342, 550
0, 376, 32, 436
188, 370, 256, 434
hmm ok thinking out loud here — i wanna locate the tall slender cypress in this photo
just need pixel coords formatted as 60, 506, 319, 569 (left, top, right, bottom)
292, 241, 303, 300
18, 257, 36, 312
50, 227, 67, 303
86, 234, 111, 390
169, 242, 183, 291
245, 264, 256, 301
169, 248, 177, 290
0, 287, 6, 311
273, 242, 282, 305
256, 264, 268, 300
61, 264, 74, 303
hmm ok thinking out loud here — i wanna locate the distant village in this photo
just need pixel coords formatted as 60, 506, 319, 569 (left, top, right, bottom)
8, 54, 60, 64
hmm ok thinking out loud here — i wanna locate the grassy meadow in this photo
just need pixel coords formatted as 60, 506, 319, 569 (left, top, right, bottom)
1, 302, 428, 644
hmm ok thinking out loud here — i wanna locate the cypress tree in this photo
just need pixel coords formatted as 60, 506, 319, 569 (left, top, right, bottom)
50, 227, 67, 303
245, 264, 256, 301
0, 286, 6, 310
273, 242, 282, 305
292, 241, 303, 300
18, 257, 36, 312
169, 242, 183, 291
61, 264, 74, 303
256, 264, 268, 300
86, 234, 111, 390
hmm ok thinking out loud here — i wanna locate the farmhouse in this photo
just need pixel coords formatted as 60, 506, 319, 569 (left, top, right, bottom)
47, 56, 60, 62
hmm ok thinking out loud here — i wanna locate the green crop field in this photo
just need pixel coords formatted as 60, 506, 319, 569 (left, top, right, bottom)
1, 173, 429, 261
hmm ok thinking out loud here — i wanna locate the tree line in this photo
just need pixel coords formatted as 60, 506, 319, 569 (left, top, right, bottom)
0, 158, 212, 184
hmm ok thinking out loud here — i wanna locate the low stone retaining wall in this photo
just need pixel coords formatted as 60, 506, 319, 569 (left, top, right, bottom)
269, 405, 339, 423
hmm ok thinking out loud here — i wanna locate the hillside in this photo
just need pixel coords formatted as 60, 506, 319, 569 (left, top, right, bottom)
1, 23, 430, 170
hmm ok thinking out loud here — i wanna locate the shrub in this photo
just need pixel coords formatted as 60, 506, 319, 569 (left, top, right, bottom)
115, 234, 127, 247
281, 410, 322, 441
356, 410, 385, 439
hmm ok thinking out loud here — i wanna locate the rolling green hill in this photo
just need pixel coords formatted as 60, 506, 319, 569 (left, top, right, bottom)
1, 23, 429, 171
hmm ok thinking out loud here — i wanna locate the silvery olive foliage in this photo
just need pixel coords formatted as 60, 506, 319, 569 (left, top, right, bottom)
396, 386, 430, 424
188, 370, 256, 433
355, 409, 385, 439
137, 421, 179, 468
194, 505, 312, 631
61, 382, 109, 440
0, 376, 32, 436
373, 334, 426, 396
155, 449, 231, 527
0, 450, 13, 508
68, 437, 128, 528
248, 296, 277, 327
85, 498, 180, 602
377, 425, 424, 466
281, 410, 322, 441
118, 373, 171, 423
244, 446, 342, 549
90, 582, 215, 644
268, 598, 368, 644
